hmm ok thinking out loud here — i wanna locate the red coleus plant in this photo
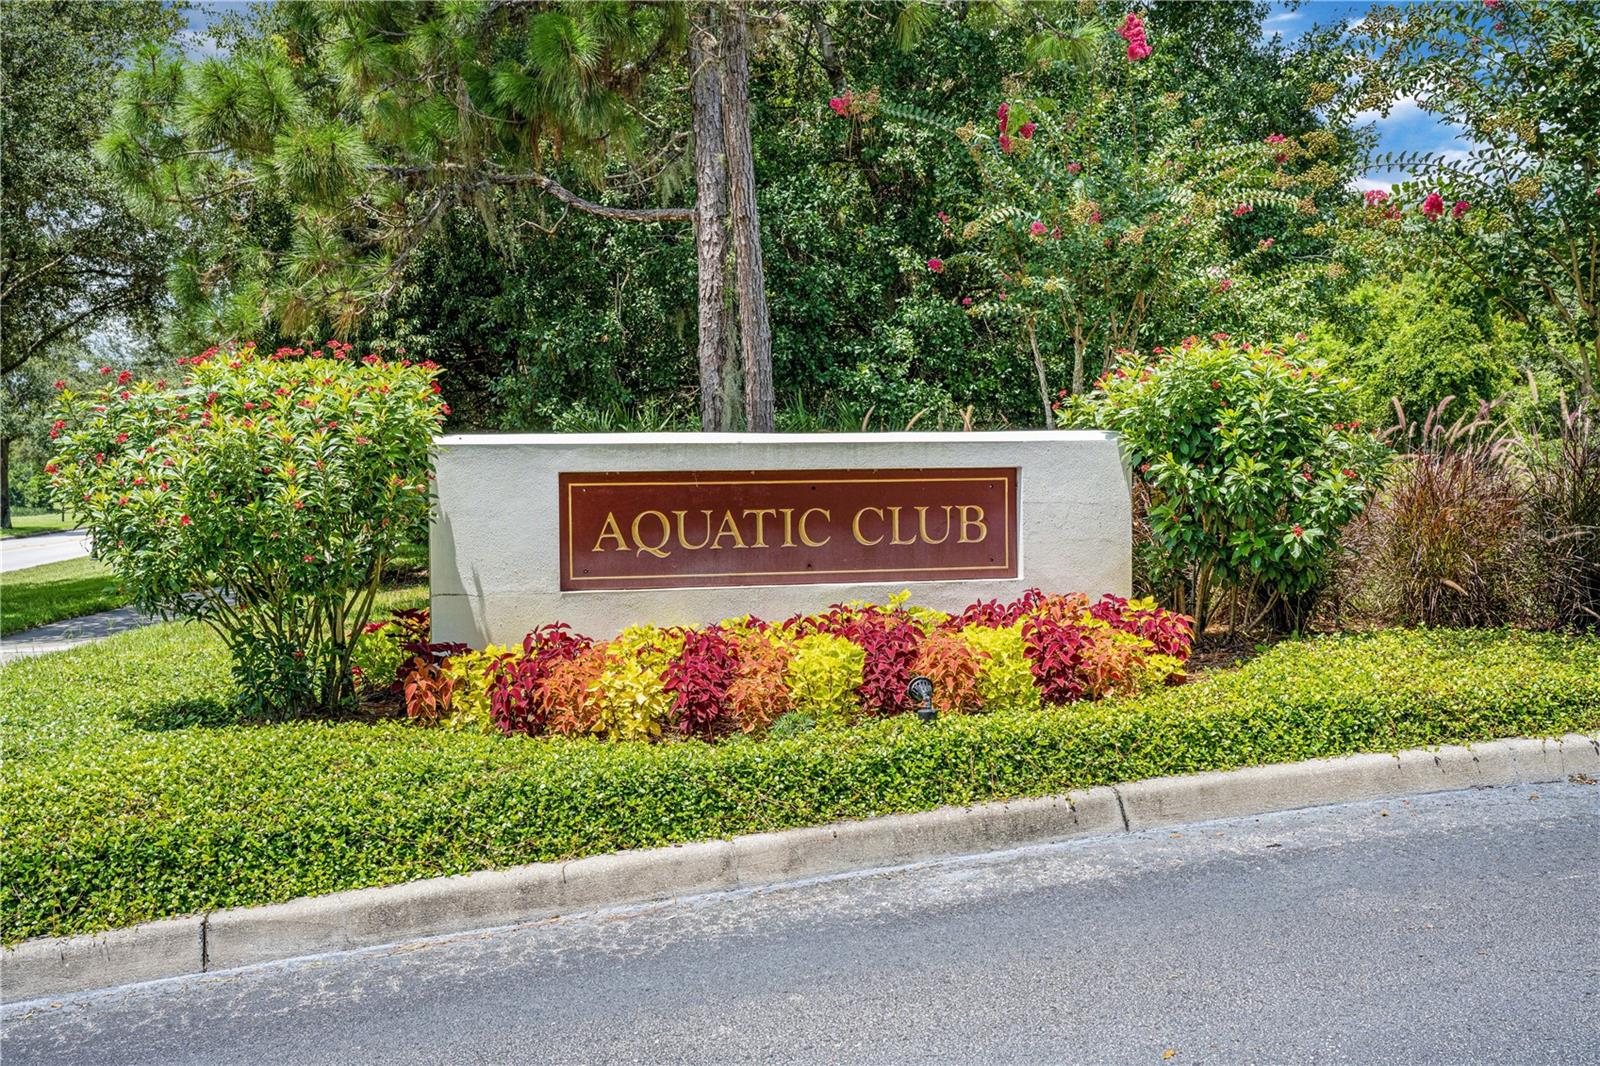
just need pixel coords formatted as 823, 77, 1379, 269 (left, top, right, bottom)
1088, 594, 1194, 658
488, 623, 595, 736
661, 626, 739, 738
1021, 613, 1091, 704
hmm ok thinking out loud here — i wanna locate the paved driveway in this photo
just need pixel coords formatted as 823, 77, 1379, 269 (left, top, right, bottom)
4, 782, 1595, 1065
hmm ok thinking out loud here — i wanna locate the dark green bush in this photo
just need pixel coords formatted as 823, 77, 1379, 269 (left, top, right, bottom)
2, 623, 1595, 944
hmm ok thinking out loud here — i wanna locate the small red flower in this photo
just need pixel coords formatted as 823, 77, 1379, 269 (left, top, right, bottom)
1232, 203, 1252, 216
117, 370, 133, 384
1018, 121, 1036, 139
1291, 525, 1304, 537
53, 379, 66, 389
1421, 191, 1445, 220
1067, 162, 1082, 175
1029, 220, 1046, 236
1452, 200, 1470, 218
927, 258, 944, 273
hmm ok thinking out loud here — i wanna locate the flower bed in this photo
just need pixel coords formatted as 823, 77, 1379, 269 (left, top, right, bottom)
386, 591, 1194, 741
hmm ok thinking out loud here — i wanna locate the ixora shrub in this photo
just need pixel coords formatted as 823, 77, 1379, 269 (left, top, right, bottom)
1065, 336, 1391, 632
396, 590, 1192, 741
47, 341, 446, 715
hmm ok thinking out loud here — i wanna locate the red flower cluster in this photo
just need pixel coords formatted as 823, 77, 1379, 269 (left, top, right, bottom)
1421, 191, 1446, 220
1119, 12, 1152, 61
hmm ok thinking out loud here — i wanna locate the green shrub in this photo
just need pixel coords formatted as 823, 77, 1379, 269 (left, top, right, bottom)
46, 342, 446, 715
1305, 274, 1519, 427
1, 621, 1595, 943
1065, 335, 1391, 631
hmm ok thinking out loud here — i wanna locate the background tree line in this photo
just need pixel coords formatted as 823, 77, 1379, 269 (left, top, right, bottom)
3, 0, 1594, 525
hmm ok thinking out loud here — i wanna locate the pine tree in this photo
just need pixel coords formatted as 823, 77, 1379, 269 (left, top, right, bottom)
99, 0, 775, 430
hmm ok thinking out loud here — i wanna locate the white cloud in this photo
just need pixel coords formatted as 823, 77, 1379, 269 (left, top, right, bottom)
1353, 93, 1426, 127
1349, 174, 1402, 193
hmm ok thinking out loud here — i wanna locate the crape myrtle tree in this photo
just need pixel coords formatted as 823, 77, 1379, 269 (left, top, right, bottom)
1348, 0, 1600, 399
869, 7, 1326, 424
0, 0, 179, 526
99, 0, 777, 431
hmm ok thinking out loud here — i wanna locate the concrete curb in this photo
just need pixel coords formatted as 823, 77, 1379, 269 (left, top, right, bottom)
5, 732, 1596, 1004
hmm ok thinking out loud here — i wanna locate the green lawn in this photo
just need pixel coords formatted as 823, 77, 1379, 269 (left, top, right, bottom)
1, 613, 1595, 945
0, 556, 129, 635
0, 512, 78, 539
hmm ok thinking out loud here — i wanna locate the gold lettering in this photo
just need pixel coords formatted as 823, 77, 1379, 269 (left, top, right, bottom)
779, 507, 797, 548
709, 510, 748, 549
887, 506, 917, 546
591, 512, 628, 552
672, 509, 714, 550
852, 507, 885, 546
742, 508, 776, 548
631, 510, 672, 558
957, 505, 988, 544
916, 505, 953, 545
799, 507, 831, 547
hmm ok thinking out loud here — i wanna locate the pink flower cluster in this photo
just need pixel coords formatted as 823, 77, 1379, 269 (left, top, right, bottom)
1420, 192, 1470, 221
1119, 12, 1152, 61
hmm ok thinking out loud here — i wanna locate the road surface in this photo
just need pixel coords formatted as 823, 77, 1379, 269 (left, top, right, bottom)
3, 782, 1596, 1065
0, 529, 90, 573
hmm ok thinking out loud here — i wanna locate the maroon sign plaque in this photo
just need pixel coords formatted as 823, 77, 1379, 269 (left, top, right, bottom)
559, 468, 1018, 591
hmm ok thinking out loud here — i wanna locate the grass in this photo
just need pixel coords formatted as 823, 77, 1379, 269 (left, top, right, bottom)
1, 609, 1595, 945
0, 556, 130, 635
0, 512, 78, 539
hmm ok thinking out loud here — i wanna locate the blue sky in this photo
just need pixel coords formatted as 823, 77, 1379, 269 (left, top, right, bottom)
1265, 1, 1470, 190
181, 0, 1460, 191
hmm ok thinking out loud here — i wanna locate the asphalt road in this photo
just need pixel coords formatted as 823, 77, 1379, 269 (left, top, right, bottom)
4, 782, 1596, 1065
0, 529, 90, 573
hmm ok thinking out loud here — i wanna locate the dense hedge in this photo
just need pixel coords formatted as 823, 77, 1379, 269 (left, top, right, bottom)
2, 624, 1597, 943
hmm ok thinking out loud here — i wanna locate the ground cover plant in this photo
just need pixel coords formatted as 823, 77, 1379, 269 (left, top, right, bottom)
1, 612, 1595, 944
386, 591, 1193, 740
46, 341, 447, 715
0, 556, 128, 635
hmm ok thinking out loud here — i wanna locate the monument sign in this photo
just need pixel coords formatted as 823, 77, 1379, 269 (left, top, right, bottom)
431, 431, 1129, 646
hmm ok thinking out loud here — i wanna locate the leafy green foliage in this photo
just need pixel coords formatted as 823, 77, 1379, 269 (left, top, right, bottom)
1304, 273, 1521, 426
2, 621, 1595, 943
1066, 336, 1391, 631
1348, 0, 1600, 398
46, 342, 446, 715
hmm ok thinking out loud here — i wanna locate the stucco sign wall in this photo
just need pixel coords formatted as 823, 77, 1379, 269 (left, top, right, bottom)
430, 431, 1130, 646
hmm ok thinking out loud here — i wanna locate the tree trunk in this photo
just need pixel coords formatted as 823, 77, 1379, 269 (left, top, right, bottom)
689, 4, 738, 431
0, 436, 11, 529
719, 0, 774, 432
1071, 320, 1085, 397
1027, 320, 1056, 429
